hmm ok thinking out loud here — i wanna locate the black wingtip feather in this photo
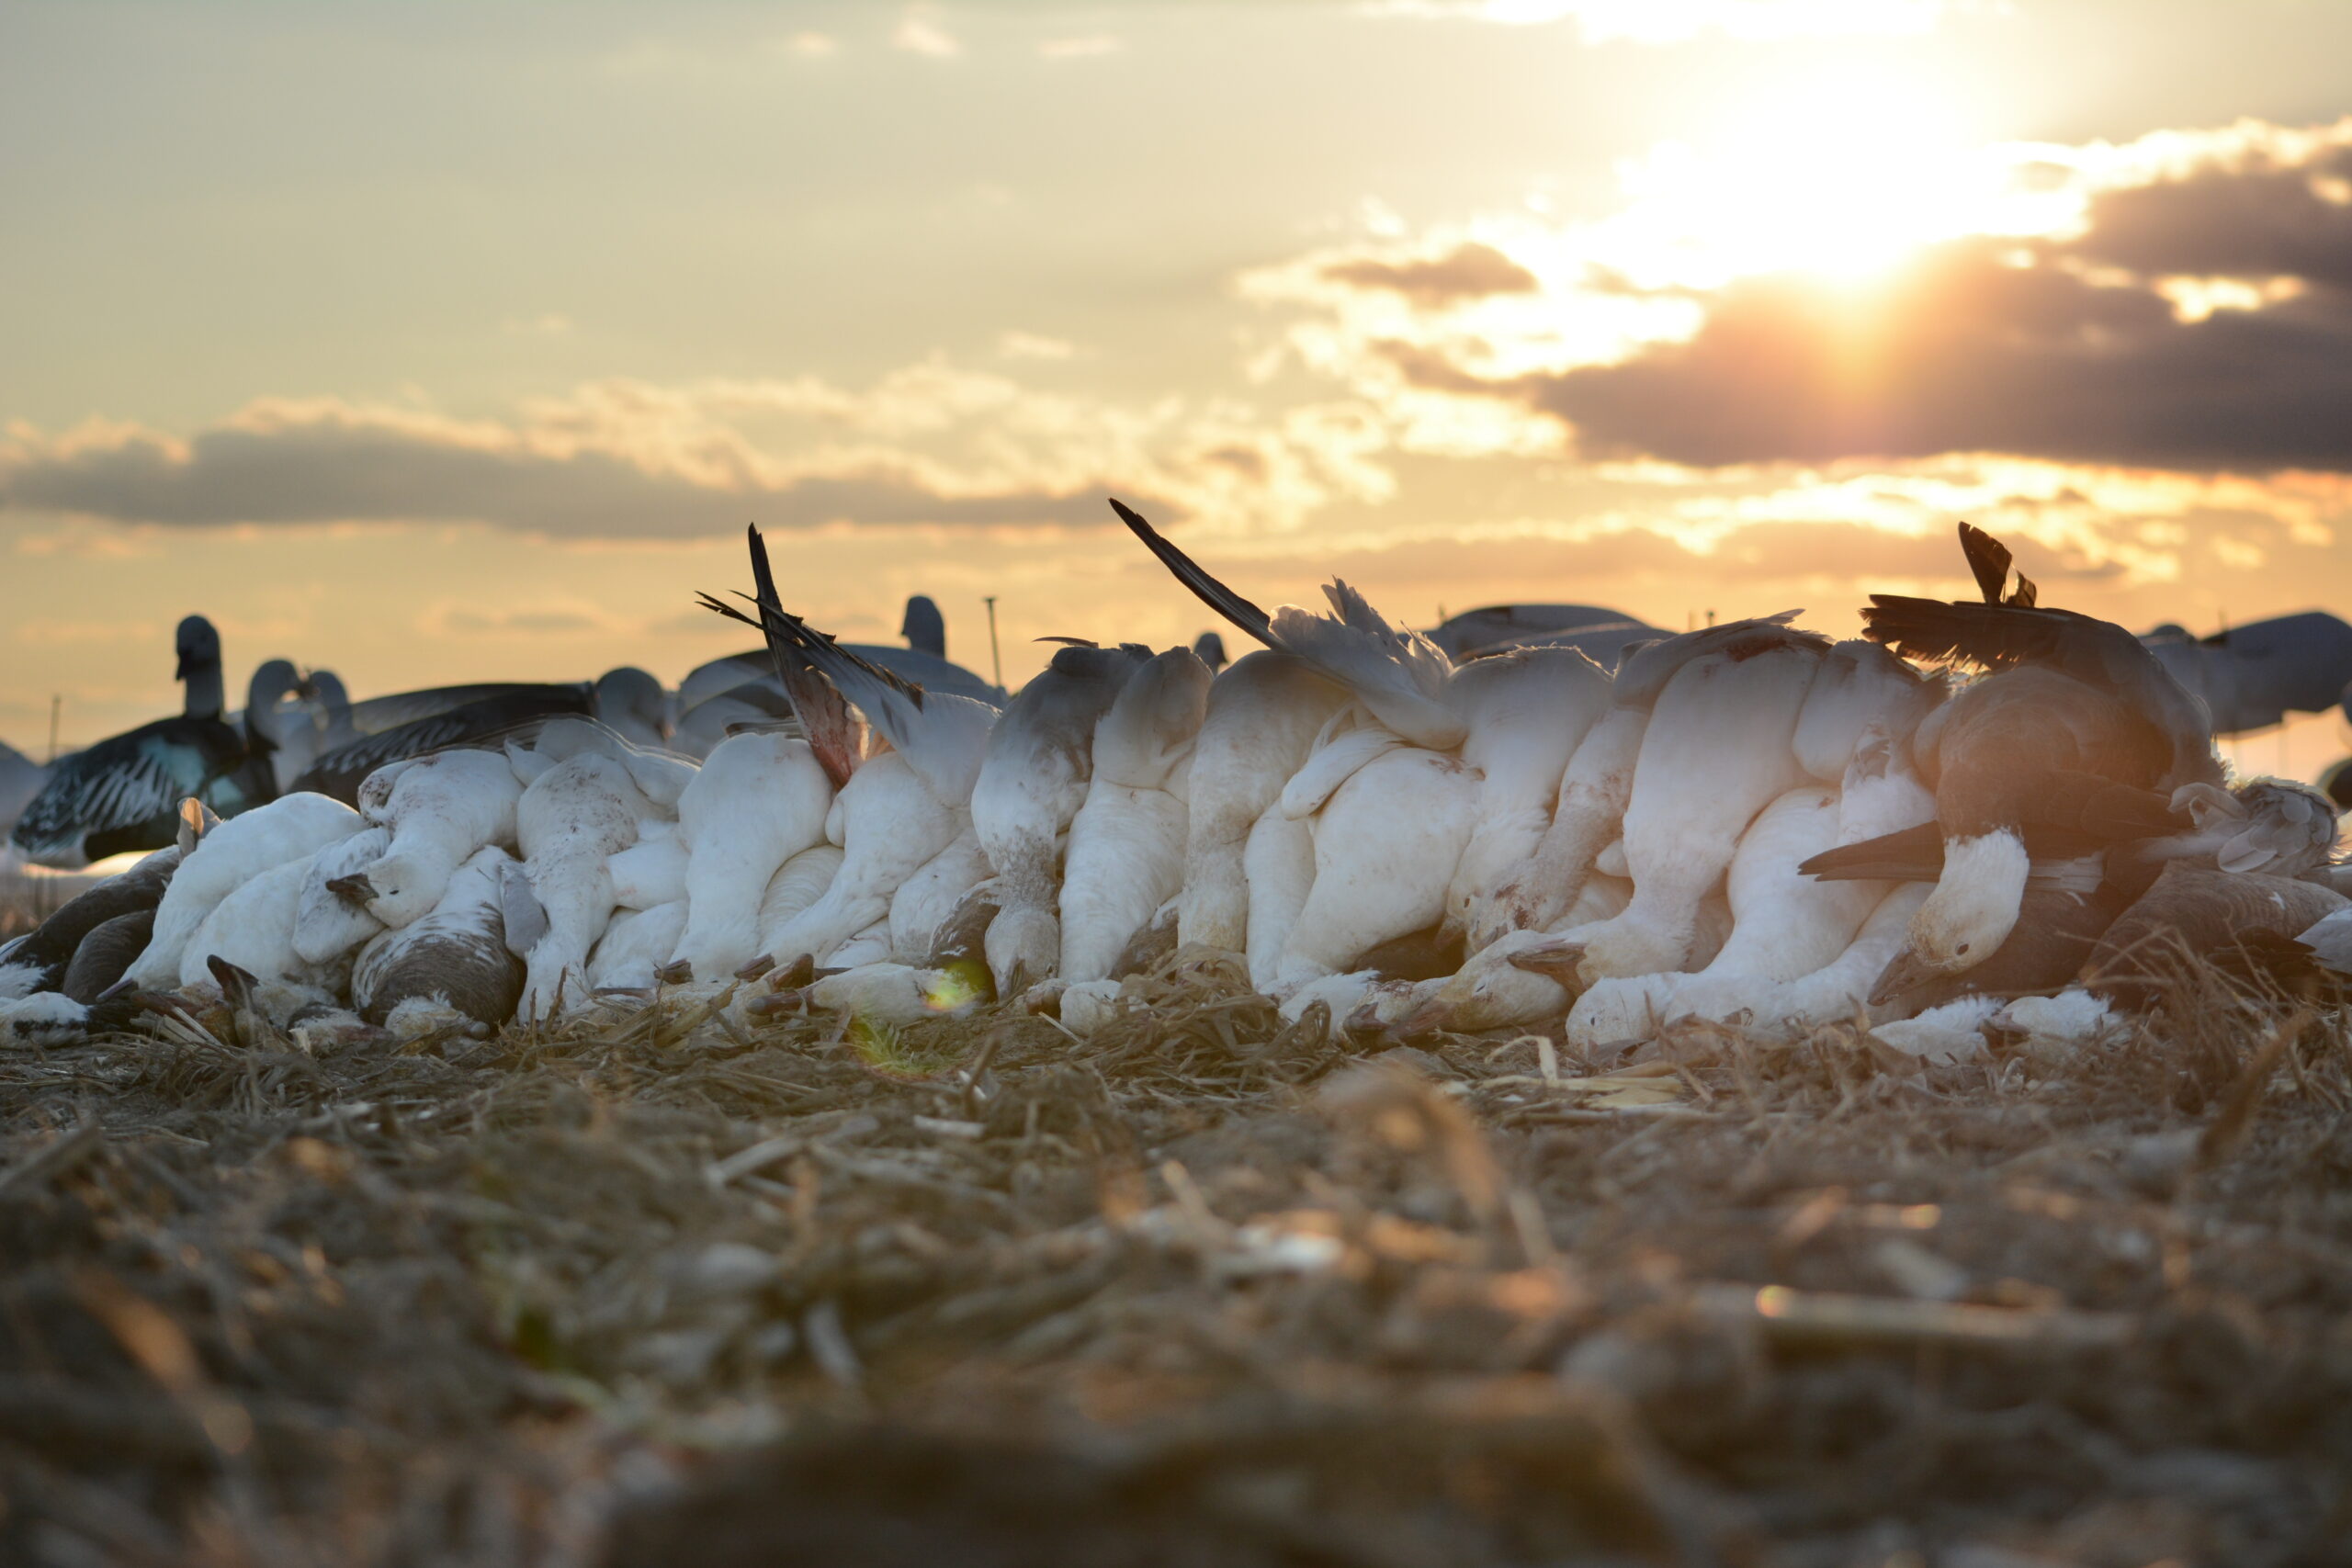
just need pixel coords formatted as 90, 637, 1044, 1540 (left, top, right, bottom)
1958, 522, 2010, 606
1108, 498, 1276, 648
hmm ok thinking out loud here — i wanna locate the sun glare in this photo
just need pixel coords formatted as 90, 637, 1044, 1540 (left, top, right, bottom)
1611, 70, 2061, 288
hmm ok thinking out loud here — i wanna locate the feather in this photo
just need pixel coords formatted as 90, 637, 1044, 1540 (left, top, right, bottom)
741, 524, 865, 791
1959, 522, 2010, 606
1108, 498, 1275, 647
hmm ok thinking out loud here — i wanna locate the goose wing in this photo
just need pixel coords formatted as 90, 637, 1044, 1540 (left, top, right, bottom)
1108, 498, 1275, 646
8, 720, 236, 863
742, 522, 865, 789
343, 682, 581, 737
1958, 521, 2037, 607
290, 690, 593, 803
1864, 595, 2219, 789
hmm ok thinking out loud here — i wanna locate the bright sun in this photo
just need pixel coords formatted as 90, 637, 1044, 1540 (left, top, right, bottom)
1613, 69, 2045, 288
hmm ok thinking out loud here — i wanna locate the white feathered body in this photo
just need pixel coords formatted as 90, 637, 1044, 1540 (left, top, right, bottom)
1177, 650, 1349, 953
515, 753, 650, 1019
130, 792, 364, 988
670, 732, 831, 978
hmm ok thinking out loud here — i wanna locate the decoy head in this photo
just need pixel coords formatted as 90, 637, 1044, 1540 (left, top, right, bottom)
1871, 831, 2030, 1006
174, 615, 221, 681
243, 660, 305, 750
594, 666, 671, 743
901, 595, 946, 658
1193, 630, 1228, 673
302, 666, 350, 714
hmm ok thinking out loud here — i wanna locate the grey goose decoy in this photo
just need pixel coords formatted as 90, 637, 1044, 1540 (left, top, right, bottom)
10, 618, 298, 867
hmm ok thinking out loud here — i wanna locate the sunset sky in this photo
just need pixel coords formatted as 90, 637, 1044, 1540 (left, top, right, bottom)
6, 0, 2352, 772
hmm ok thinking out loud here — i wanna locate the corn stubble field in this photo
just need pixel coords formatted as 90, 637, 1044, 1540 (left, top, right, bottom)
4, 919, 2350, 1567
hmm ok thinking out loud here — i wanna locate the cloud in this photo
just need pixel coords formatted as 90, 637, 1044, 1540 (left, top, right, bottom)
2068, 147, 2352, 288
0, 356, 1401, 542
0, 383, 1172, 539
0, 412, 1131, 536
892, 10, 961, 58
1255, 118, 2352, 476
1517, 237, 2352, 472
1320, 242, 1540, 305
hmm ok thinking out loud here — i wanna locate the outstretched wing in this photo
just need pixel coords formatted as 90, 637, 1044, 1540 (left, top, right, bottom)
1109, 498, 1275, 647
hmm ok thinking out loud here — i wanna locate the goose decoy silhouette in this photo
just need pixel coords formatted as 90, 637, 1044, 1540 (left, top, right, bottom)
10, 617, 299, 867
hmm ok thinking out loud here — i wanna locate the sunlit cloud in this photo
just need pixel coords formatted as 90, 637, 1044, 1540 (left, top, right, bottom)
1244, 117, 2352, 476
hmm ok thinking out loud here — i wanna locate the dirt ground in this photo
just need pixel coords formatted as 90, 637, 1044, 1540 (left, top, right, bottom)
4, 952, 2350, 1567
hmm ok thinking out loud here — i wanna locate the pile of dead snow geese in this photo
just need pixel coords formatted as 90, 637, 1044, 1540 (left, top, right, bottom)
6, 510, 2349, 1064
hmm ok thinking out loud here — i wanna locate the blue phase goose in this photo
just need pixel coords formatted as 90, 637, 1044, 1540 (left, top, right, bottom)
1810, 523, 2228, 1004
1864, 523, 2223, 795
10, 617, 300, 868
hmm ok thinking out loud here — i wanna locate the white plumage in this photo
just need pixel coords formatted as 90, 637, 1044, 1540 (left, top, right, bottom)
355, 750, 523, 931
1058, 649, 1210, 983
670, 731, 832, 979
514, 751, 651, 1020
1568, 642, 1820, 983
130, 792, 365, 989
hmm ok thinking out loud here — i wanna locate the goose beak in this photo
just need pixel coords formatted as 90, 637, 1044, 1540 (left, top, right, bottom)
1869, 945, 1940, 1009
207, 953, 257, 1009
327, 874, 377, 908
734, 953, 776, 982
1506, 942, 1587, 985
1399, 1000, 1449, 1035
654, 959, 694, 987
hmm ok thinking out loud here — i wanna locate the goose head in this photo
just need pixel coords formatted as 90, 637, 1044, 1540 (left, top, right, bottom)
301, 668, 356, 745
594, 666, 672, 747
900, 595, 946, 658
242, 659, 304, 752
1870, 829, 2030, 1005
174, 615, 221, 682
1403, 931, 1583, 1034
354, 852, 444, 929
